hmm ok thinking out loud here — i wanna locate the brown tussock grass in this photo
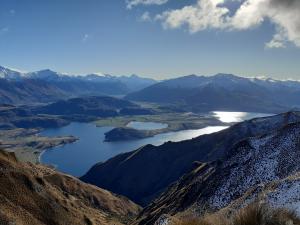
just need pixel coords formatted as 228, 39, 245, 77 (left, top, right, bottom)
174, 203, 300, 225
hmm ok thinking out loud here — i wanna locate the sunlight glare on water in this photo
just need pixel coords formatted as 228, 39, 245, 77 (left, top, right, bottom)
213, 111, 249, 123
213, 111, 271, 123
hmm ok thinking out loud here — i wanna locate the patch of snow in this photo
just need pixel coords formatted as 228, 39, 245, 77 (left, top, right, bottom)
209, 125, 300, 210
267, 179, 300, 215
155, 215, 170, 225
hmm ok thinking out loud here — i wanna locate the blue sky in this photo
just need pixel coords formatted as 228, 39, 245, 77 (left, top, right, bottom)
0, 0, 299, 80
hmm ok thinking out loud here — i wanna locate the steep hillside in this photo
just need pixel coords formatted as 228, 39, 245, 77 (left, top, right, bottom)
0, 104, 69, 129
0, 96, 154, 129
136, 121, 300, 225
125, 74, 300, 113
34, 96, 154, 120
0, 149, 141, 225
0, 78, 67, 104
35, 96, 136, 116
81, 112, 300, 206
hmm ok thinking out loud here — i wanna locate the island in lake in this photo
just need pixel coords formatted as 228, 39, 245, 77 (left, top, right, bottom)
98, 113, 227, 142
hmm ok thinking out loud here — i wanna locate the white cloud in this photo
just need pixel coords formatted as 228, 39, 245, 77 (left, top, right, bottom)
265, 28, 287, 48
126, 0, 168, 9
140, 11, 152, 22
232, 0, 300, 48
156, 0, 229, 33
155, 0, 300, 48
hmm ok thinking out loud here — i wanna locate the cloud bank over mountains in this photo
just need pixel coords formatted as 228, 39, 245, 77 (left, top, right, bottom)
135, 0, 300, 48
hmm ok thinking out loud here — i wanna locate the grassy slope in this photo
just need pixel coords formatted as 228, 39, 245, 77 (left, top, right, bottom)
0, 150, 141, 225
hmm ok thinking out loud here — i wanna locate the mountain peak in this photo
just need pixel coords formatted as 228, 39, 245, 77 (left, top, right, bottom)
26, 69, 64, 80
38, 68, 57, 73
0, 65, 24, 80
214, 73, 238, 78
182, 74, 199, 78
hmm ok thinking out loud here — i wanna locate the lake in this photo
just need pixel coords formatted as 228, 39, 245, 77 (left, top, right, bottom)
41, 111, 271, 176
212, 111, 271, 123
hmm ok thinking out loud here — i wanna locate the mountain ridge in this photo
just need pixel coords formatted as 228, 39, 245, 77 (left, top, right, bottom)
135, 119, 300, 224
125, 73, 300, 113
81, 112, 300, 206
0, 66, 156, 104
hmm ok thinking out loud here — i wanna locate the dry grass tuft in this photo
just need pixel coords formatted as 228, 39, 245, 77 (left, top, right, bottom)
174, 203, 300, 225
175, 213, 227, 225
233, 203, 266, 225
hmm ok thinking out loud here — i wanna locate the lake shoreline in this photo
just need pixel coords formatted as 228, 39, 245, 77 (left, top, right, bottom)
0, 128, 79, 164
42, 124, 229, 176
104, 122, 227, 142
39, 111, 272, 176
97, 112, 227, 142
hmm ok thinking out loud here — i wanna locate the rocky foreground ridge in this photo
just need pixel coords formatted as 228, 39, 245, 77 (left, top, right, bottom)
0, 150, 141, 225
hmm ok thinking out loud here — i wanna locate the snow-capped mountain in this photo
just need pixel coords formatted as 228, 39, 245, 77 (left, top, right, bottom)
25, 68, 156, 89
0, 66, 156, 104
125, 73, 300, 113
25, 69, 67, 81
0, 66, 25, 80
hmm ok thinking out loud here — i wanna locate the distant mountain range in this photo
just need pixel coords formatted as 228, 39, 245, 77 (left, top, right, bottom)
126, 74, 300, 113
81, 112, 300, 206
2, 67, 300, 112
0, 66, 156, 104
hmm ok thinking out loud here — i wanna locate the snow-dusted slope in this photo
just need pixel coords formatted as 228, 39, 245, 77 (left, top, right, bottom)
82, 112, 300, 210
136, 114, 300, 225
0, 66, 24, 80
25, 69, 67, 81
210, 122, 300, 211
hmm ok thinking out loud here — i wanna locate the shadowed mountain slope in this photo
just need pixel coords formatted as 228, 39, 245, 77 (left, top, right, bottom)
135, 121, 300, 224
81, 112, 300, 206
35, 96, 137, 116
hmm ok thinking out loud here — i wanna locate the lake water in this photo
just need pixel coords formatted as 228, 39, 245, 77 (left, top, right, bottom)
126, 121, 168, 130
41, 124, 227, 176
41, 111, 271, 177
213, 111, 271, 123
